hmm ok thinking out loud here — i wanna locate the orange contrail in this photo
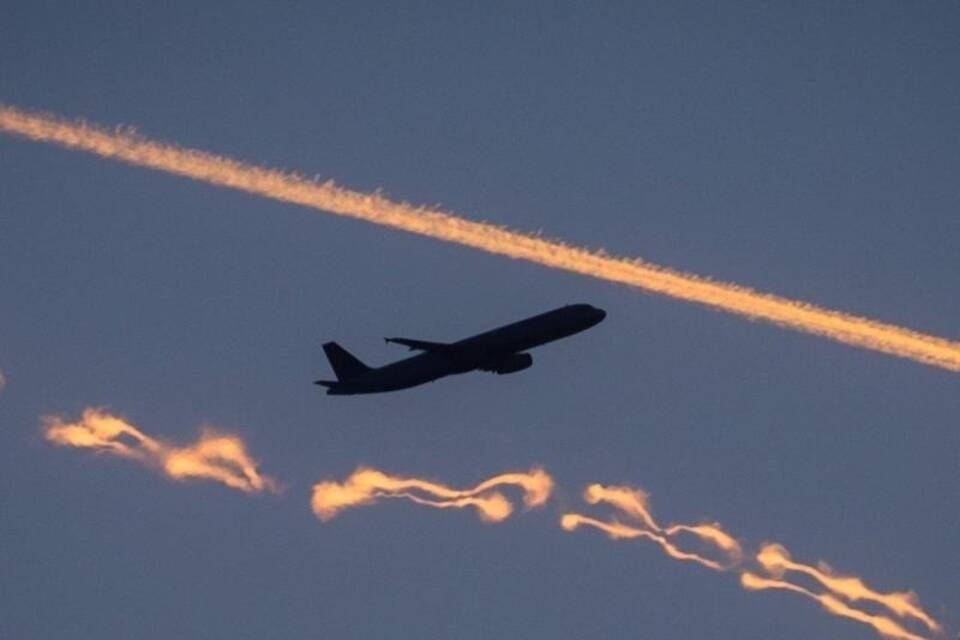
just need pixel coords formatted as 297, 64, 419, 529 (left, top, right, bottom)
311, 466, 552, 523
560, 513, 737, 571
582, 483, 660, 531
2, 104, 959, 372
755, 542, 940, 633
562, 481, 941, 640
43, 408, 278, 493
562, 483, 743, 571
741, 573, 928, 640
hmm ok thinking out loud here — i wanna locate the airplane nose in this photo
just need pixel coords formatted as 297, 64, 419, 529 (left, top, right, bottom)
591, 307, 607, 323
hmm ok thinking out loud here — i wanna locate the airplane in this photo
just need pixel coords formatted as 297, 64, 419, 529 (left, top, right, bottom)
315, 303, 606, 395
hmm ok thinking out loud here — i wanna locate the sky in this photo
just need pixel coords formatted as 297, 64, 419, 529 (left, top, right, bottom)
1, 2, 958, 639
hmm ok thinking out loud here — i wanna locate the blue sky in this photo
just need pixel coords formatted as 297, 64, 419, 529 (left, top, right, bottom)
1, 3, 957, 639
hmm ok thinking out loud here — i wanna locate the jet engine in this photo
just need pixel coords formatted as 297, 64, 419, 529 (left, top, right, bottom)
487, 352, 533, 374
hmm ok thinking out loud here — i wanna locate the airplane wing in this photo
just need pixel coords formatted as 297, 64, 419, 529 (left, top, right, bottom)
384, 337, 452, 352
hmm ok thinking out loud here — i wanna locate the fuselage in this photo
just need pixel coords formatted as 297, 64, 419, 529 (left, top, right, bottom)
319, 304, 605, 395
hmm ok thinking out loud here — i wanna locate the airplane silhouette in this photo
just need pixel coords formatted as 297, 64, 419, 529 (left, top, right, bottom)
315, 304, 606, 395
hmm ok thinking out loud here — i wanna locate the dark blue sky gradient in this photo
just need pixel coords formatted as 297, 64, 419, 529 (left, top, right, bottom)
1, 3, 958, 639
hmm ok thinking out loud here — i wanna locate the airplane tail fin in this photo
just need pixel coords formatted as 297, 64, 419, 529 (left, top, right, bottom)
322, 342, 371, 381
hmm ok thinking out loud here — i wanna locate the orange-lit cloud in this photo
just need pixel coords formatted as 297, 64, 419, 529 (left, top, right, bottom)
2, 104, 959, 372
312, 466, 552, 523
43, 408, 278, 494
562, 481, 941, 640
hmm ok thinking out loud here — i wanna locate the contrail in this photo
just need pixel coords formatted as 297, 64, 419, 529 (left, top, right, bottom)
562, 481, 940, 640
2, 104, 959, 372
741, 573, 928, 640
561, 483, 743, 571
311, 466, 553, 522
754, 542, 941, 633
560, 514, 740, 571
43, 408, 278, 493
39, 415, 944, 640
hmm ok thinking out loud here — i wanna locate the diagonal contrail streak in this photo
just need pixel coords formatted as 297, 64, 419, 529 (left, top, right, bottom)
2, 103, 959, 371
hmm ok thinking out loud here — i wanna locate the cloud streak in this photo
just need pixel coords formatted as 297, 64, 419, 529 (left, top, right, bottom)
1, 104, 959, 372
44, 408, 278, 493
